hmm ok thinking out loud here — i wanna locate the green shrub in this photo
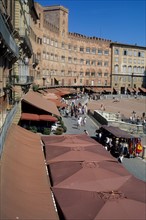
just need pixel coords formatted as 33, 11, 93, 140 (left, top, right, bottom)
43, 127, 51, 135
62, 125, 67, 133
29, 126, 37, 133
54, 127, 64, 135
32, 84, 39, 91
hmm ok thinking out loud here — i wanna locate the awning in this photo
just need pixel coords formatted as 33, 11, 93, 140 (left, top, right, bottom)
133, 88, 139, 93
100, 125, 134, 139
139, 87, 146, 93
21, 113, 58, 122
39, 115, 58, 122
22, 91, 60, 116
127, 87, 134, 93
103, 87, 113, 93
113, 87, 119, 92
49, 99, 67, 108
21, 113, 40, 121
0, 124, 59, 220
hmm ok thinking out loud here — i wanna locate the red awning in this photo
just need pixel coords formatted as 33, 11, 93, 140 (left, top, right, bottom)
21, 113, 40, 121
21, 113, 58, 122
39, 115, 58, 122
139, 87, 146, 93
127, 87, 134, 92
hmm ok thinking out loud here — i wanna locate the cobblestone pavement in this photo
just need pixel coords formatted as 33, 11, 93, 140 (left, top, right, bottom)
61, 110, 146, 182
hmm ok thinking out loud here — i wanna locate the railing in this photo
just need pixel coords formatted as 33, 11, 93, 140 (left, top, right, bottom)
9, 75, 34, 85
0, 102, 19, 157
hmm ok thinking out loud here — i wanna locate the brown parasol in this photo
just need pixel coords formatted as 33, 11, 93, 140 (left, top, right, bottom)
44, 143, 114, 164
52, 173, 146, 220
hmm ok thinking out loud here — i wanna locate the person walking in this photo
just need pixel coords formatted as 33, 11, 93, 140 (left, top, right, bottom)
84, 130, 89, 135
77, 117, 81, 129
83, 116, 87, 126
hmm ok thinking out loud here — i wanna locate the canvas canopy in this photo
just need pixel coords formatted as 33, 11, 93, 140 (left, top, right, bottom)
100, 125, 134, 139
22, 91, 60, 116
0, 124, 59, 220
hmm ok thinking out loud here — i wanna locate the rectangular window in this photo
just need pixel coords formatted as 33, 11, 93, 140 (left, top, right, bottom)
80, 72, 84, 77
68, 57, 72, 63
68, 44, 72, 50
123, 50, 127, 55
123, 58, 127, 63
114, 49, 119, 55
104, 50, 109, 55
74, 58, 77, 64
74, 46, 77, 51
97, 61, 102, 66
85, 72, 90, 76
104, 61, 108, 67
91, 60, 96, 66
98, 49, 102, 55
43, 51, 46, 59
98, 72, 102, 77
128, 50, 132, 56
50, 53, 54, 60
104, 72, 108, 77
86, 60, 90, 65
47, 38, 50, 44
54, 40, 58, 47
86, 47, 90, 53
43, 36, 46, 44
134, 50, 137, 56
80, 59, 84, 64
61, 56, 65, 62
128, 59, 132, 63
91, 72, 95, 77
80, 47, 84, 52
92, 48, 96, 54
141, 52, 144, 57
62, 42, 65, 48
50, 39, 53, 46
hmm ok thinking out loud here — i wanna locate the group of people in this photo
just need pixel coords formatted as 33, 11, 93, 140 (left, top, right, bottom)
96, 129, 143, 163
62, 100, 88, 119
77, 116, 87, 128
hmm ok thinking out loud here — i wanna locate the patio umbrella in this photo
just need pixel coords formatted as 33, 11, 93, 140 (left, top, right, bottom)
49, 160, 131, 187
45, 144, 114, 165
52, 174, 146, 220
41, 134, 97, 146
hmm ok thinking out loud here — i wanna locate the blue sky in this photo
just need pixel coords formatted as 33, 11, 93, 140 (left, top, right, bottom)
36, 0, 146, 47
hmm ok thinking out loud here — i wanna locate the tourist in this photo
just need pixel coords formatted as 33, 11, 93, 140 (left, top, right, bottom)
84, 130, 89, 135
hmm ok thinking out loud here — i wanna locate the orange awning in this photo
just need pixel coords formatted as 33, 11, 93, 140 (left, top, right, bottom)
139, 87, 146, 93
21, 113, 40, 121
39, 115, 58, 122
127, 87, 134, 92
22, 91, 60, 116
21, 113, 58, 122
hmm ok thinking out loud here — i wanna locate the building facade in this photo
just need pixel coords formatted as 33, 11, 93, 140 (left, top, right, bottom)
111, 43, 146, 94
0, 0, 38, 128
32, 3, 112, 89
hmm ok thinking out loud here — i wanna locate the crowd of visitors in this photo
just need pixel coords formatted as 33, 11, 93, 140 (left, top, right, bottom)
95, 129, 143, 162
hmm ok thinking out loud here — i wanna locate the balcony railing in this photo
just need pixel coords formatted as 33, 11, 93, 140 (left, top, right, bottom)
0, 13, 19, 58
8, 75, 34, 85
